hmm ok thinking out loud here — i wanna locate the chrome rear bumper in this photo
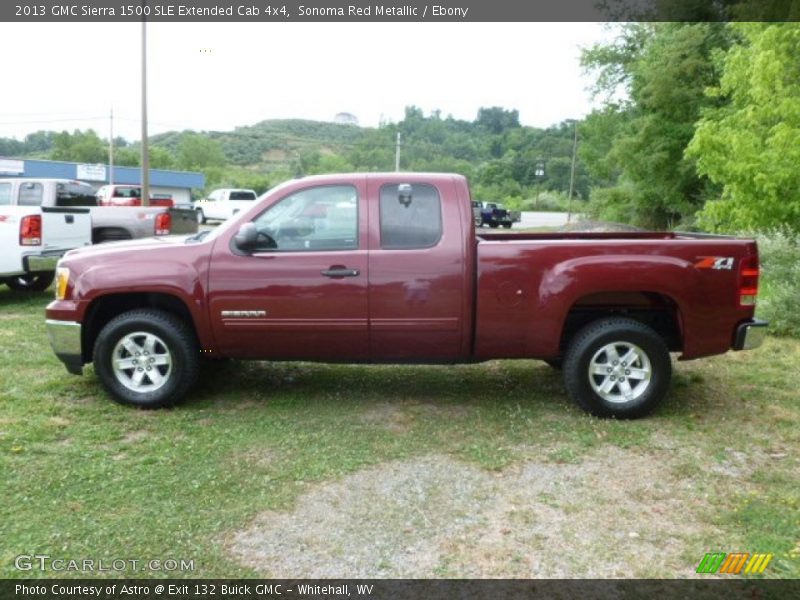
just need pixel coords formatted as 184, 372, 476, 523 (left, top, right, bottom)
733, 319, 768, 351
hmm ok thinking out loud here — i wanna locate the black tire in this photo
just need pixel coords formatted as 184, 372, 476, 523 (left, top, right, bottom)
196, 209, 206, 225
489, 222, 499, 228
5, 271, 55, 292
563, 318, 671, 419
503, 223, 512, 229
93, 309, 199, 409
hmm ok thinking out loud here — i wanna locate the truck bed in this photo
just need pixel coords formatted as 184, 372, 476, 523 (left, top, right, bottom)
474, 231, 757, 361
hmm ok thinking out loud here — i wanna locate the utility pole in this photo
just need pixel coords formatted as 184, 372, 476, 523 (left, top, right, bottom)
140, 4, 150, 207
395, 132, 401, 172
108, 107, 114, 186
567, 120, 578, 223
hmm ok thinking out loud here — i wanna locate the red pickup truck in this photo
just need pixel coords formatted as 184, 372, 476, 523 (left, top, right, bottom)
45, 173, 766, 418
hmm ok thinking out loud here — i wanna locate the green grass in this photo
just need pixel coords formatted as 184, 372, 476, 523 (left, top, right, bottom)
0, 285, 798, 578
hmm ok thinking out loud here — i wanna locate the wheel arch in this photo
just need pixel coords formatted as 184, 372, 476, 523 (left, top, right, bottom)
82, 292, 200, 363
557, 291, 684, 358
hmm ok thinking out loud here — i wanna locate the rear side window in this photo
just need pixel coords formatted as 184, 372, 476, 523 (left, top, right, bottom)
56, 183, 98, 207
230, 191, 256, 201
18, 182, 43, 206
379, 183, 442, 249
0, 183, 10, 205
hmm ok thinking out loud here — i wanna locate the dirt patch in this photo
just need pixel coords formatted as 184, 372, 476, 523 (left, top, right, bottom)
359, 403, 414, 434
120, 430, 150, 444
360, 402, 472, 435
228, 448, 719, 578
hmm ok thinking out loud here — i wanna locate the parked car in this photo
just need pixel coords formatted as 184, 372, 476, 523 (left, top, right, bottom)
46, 173, 766, 418
0, 178, 197, 244
95, 184, 174, 208
1, 180, 91, 291
473, 200, 521, 228
194, 188, 258, 224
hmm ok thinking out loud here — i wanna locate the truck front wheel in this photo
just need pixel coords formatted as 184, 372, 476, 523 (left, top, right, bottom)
93, 309, 199, 409
4, 272, 55, 292
563, 318, 671, 419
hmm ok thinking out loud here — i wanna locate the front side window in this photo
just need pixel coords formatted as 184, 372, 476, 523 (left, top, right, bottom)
379, 183, 442, 249
18, 182, 43, 206
252, 185, 358, 252
0, 183, 11, 205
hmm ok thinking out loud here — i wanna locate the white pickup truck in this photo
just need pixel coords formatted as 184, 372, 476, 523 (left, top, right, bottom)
0, 188, 92, 291
194, 188, 258, 224
0, 178, 197, 244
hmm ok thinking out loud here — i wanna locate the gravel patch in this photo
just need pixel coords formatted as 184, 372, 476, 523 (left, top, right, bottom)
228, 448, 718, 578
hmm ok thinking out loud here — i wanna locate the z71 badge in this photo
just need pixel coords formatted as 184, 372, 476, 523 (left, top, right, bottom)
695, 256, 735, 270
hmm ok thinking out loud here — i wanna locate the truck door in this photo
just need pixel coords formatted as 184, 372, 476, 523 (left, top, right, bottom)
208, 180, 369, 361
367, 179, 468, 361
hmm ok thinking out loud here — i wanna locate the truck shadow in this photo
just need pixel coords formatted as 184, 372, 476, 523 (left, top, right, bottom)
193, 359, 568, 412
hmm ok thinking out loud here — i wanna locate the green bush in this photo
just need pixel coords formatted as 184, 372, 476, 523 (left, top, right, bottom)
756, 230, 800, 338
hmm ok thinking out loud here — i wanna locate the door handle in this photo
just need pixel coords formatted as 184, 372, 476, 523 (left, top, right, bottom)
321, 268, 360, 278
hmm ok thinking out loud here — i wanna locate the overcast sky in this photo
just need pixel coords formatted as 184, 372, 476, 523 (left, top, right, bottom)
0, 22, 614, 142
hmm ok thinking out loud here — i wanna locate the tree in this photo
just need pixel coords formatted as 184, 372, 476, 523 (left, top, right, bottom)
581, 23, 732, 228
476, 107, 520, 134
175, 133, 225, 171
51, 129, 107, 163
688, 23, 800, 232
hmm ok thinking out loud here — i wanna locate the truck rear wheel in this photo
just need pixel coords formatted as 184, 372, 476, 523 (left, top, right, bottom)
563, 318, 671, 419
4, 272, 55, 292
196, 209, 206, 224
93, 309, 199, 409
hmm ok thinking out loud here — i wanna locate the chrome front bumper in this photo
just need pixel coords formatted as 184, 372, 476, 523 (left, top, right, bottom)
733, 319, 768, 351
46, 319, 84, 375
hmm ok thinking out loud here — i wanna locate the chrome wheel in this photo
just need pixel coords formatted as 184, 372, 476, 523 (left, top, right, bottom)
112, 331, 173, 393
588, 341, 652, 404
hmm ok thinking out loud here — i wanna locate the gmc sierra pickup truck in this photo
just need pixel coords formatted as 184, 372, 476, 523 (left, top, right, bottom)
0, 178, 197, 243
45, 173, 766, 418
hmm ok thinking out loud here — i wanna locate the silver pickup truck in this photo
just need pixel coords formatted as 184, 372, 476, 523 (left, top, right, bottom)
0, 178, 197, 244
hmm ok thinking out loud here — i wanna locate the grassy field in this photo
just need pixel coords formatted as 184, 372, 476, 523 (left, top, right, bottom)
0, 285, 798, 579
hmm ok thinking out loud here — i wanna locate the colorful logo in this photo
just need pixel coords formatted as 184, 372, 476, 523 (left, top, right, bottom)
696, 552, 773, 574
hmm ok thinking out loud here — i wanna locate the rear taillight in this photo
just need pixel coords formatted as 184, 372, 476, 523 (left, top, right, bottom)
155, 212, 171, 235
20, 215, 42, 246
738, 254, 760, 307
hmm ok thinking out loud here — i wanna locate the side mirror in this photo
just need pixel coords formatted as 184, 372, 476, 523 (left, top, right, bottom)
234, 222, 258, 252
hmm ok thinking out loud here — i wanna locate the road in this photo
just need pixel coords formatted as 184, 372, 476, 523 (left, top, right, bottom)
518, 211, 572, 229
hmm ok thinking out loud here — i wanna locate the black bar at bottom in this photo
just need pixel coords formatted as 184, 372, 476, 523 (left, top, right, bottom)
2, 579, 799, 600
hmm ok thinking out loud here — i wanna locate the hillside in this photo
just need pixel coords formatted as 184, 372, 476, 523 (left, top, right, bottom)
150, 119, 368, 171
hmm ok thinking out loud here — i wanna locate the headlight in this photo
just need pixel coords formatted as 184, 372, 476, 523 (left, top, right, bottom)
55, 267, 70, 300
